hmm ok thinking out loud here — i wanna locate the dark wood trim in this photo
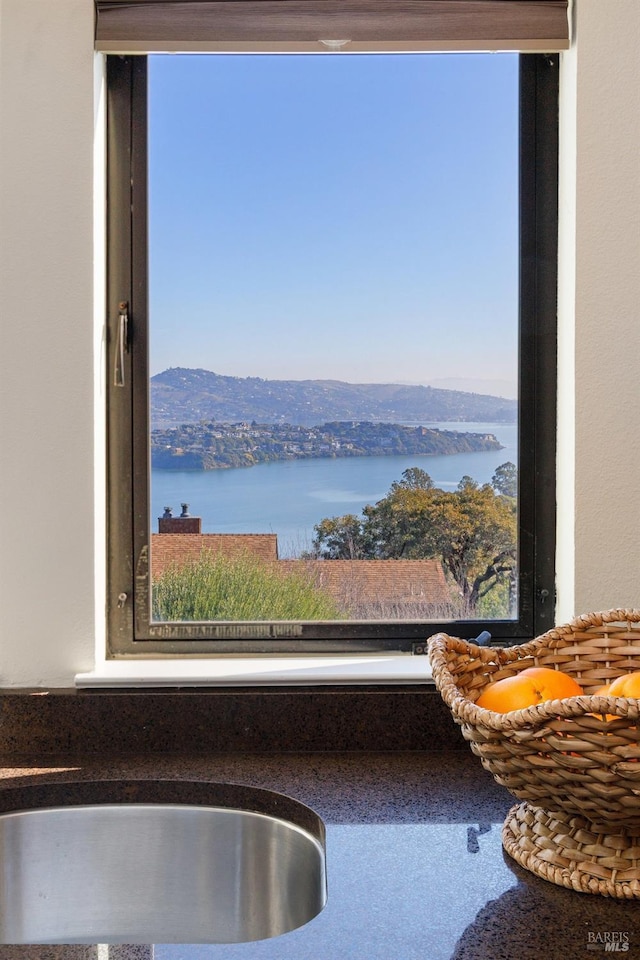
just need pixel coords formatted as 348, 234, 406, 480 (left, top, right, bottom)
106, 52, 559, 653
106, 56, 136, 653
518, 53, 559, 636
520, 54, 559, 634
96, 1, 569, 50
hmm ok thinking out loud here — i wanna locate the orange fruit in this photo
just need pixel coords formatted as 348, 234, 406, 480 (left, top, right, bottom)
476, 666, 584, 713
604, 672, 640, 698
590, 673, 640, 721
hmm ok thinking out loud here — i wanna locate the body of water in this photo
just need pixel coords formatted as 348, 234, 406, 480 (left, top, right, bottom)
151, 422, 517, 557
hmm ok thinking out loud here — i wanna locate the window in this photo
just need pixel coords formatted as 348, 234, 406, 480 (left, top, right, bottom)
106, 52, 558, 656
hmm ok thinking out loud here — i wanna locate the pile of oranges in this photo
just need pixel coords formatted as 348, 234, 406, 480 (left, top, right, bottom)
475, 666, 640, 714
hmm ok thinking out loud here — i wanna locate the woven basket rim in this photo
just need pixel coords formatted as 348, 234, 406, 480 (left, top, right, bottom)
427, 608, 640, 731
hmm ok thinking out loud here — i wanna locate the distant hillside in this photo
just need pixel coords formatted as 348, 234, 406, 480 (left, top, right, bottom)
151, 368, 517, 428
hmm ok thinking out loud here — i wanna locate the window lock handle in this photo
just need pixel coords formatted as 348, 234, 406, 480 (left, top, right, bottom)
113, 300, 129, 387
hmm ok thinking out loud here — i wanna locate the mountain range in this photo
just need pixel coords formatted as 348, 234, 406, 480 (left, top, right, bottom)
151, 367, 517, 429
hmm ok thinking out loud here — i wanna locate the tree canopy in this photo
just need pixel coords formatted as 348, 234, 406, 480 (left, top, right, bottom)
492, 461, 517, 497
309, 463, 518, 616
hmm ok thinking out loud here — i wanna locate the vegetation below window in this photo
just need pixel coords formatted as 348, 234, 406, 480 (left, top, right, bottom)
152, 552, 345, 621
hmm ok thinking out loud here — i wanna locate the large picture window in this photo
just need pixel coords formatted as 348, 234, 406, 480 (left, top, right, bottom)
106, 52, 558, 655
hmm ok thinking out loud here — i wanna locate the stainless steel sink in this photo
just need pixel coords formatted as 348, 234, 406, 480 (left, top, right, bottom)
0, 800, 327, 944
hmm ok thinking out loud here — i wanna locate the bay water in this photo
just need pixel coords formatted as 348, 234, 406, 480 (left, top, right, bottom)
151, 422, 517, 558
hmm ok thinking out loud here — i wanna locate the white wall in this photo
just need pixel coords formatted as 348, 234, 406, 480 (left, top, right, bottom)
556, 0, 640, 620
0, 0, 638, 685
570, 0, 640, 615
0, 0, 97, 685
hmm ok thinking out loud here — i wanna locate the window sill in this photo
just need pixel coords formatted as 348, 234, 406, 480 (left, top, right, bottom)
75, 654, 432, 688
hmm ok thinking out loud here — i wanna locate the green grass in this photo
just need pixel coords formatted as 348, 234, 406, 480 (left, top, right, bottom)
152, 551, 344, 621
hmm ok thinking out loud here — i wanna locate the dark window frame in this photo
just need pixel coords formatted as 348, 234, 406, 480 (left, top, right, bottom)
106, 52, 558, 657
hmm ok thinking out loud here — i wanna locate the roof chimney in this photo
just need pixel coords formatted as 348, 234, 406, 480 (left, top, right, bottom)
158, 503, 202, 534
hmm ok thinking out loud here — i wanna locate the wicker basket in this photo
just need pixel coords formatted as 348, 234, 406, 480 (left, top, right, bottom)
428, 609, 640, 897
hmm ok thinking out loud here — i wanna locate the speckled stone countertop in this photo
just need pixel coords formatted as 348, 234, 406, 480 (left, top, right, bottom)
2, 687, 640, 957
2, 751, 640, 959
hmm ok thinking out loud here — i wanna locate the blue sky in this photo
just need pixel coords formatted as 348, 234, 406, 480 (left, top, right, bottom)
149, 53, 519, 396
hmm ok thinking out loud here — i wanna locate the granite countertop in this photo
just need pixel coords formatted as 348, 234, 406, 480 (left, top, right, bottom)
2, 749, 640, 959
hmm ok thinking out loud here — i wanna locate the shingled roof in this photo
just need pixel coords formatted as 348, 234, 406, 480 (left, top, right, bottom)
278, 558, 453, 618
151, 533, 278, 578
152, 533, 453, 618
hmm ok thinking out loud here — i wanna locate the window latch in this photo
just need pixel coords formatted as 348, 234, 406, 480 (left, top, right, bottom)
113, 300, 129, 387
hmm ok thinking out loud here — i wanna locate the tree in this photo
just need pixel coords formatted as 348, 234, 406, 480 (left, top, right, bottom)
492, 461, 517, 498
457, 475, 478, 492
429, 481, 517, 613
309, 514, 368, 560
362, 485, 437, 559
310, 468, 518, 616
390, 466, 434, 492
